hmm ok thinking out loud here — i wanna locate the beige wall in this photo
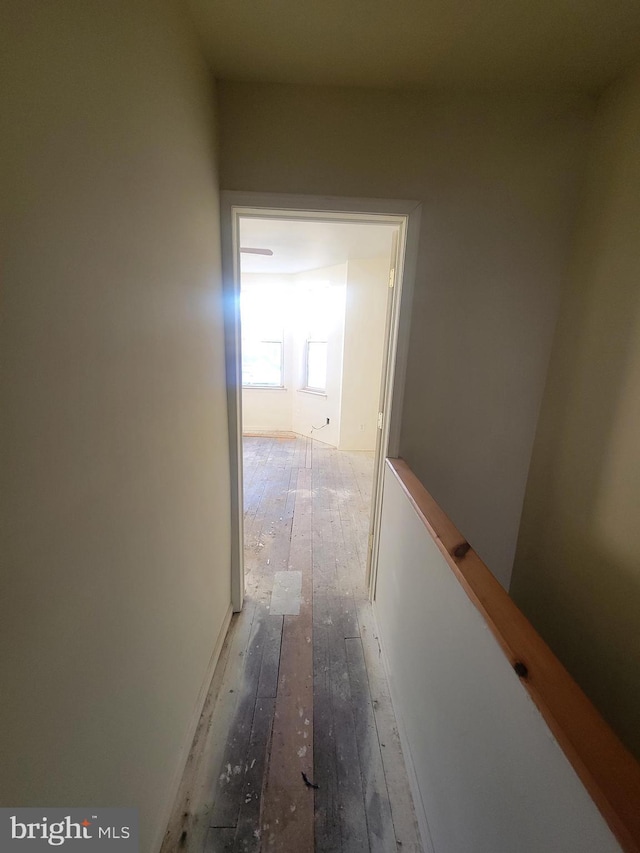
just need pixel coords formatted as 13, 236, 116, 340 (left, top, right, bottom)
217, 82, 593, 587
0, 2, 230, 850
511, 66, 640, 759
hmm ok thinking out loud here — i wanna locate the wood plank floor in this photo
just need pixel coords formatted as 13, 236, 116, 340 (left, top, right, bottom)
169, 435, 422, 853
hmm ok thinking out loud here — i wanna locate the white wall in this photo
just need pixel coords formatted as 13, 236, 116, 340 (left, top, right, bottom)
0, 3, 230, 851
242, 386, 292, 433
218, 82, 594, 587
339, 256, 391, 452
375, 467, 622, 853
511, 64, 640, 761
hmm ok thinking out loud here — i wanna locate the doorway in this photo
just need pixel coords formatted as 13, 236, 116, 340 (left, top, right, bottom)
221, 193, 421, 612
197, 193, 424, 851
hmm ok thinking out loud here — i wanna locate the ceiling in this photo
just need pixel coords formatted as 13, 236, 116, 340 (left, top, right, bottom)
239, 218, 398, 274
189, 0, 640, 92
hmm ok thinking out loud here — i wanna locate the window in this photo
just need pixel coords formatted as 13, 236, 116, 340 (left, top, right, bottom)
242, 339, 283, 387
300, 282, 334, 393
241, 284, 285, 387
305, 340, 328, 391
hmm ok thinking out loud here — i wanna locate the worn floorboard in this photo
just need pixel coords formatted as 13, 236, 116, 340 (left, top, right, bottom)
345, 638, 396, 853
233, 697, 276, 853
204, 828, 236, 853
180, 436, 422, 853
261, 466, 315, 852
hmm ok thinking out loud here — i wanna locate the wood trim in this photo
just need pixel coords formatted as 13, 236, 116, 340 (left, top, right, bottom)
220, 194, 245, 613
386, 456, 640, 853
157, 603, 234, 853
221, 190, 422, 609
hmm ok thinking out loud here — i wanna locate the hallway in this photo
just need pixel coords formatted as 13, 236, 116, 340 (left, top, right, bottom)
196, 435, 422, 852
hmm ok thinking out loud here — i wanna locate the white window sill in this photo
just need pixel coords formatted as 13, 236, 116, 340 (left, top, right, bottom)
298, 388, 327, 398
243, 385, 287, 391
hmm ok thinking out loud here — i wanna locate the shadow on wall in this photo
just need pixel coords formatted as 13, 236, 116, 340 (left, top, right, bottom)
511, 67, 640, 760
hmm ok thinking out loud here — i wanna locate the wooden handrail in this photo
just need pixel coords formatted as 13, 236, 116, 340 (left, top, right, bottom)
386, 456, 640, 853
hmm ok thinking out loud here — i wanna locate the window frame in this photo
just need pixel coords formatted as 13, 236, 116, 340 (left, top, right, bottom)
240, 281, 286, 389
241, 337, 285, 389
303, 337, 328, 393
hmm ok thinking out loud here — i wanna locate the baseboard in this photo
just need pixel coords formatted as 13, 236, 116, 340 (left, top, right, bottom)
241, 429, 340, 449
242, 429, 297, 439
371, 601, 436, 853
154, 602, 233, 853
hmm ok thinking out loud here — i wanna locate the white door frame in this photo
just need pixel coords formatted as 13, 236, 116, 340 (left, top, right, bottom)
220, 191, 422, 612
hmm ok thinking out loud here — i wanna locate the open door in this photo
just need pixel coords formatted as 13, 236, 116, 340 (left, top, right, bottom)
366, 228, 401, 598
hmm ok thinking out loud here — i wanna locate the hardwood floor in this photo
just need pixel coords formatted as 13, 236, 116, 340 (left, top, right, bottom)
167, 436, 422, 853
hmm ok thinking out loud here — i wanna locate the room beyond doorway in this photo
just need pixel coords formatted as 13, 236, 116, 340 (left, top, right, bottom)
237, 213, 402, 607
221, 193, 421, 613
238, 216, 398, 454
